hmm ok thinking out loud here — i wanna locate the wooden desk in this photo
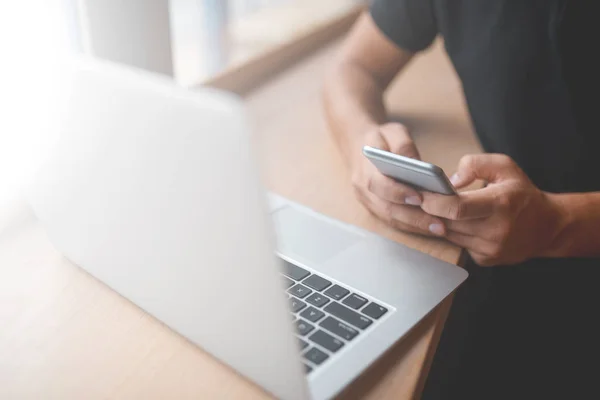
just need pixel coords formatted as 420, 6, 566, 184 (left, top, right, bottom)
0, 40, 480, 399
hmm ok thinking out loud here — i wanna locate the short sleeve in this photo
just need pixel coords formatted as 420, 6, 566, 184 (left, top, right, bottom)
370, 0, 438, 52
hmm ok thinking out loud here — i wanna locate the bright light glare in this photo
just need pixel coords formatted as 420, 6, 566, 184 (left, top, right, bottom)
0, 1, 74, 204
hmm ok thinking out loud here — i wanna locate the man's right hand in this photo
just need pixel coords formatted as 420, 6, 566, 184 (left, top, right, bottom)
350, 123, 446, 237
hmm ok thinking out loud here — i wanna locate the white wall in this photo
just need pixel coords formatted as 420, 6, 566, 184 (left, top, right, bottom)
77, 0, 173, 76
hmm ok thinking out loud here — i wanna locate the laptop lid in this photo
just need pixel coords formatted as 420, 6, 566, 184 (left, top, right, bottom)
26, 58, 308, 400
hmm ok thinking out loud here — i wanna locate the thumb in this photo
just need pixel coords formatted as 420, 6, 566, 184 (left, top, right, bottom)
450, 154, 516, 188
378, 123, 421, 160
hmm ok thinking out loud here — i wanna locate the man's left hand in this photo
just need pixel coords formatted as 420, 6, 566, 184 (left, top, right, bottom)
421, 154, 566, 266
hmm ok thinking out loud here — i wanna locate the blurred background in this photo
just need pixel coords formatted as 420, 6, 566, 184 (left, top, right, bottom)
2, 0, 363, 84
0, 0, 364, 204
171, 0, 361, 85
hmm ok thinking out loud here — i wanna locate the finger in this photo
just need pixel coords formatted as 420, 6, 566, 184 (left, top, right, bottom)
448, 171, 471, 190
368, 172, 422, 205
445, 218, 489, 237
421, 190, 495, 220
445, 231, 496, 255
364, 128, 389, 151
378, 123, 421, 159
468, 251, 498, 267
450, 154, 517, 188
359, 189, 446, 236
388, 201, 447, 236
446, 218, 508, 243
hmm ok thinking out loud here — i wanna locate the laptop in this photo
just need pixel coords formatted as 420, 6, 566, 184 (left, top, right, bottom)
25, 59, 468, 400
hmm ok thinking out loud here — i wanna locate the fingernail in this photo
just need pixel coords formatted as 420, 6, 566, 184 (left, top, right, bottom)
429, 223, 445, 236
405, 196, 422, 206
450, 174, 461, 186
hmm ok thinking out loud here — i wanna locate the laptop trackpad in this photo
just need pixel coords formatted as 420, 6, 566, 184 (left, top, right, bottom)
271, 206, 362, 264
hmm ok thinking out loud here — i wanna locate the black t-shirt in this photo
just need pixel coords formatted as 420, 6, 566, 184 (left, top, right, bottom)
370, 1, 600, 397
371, 0, 599, 194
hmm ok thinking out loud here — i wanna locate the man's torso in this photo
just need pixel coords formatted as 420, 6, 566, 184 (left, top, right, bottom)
436, 0, 598, 194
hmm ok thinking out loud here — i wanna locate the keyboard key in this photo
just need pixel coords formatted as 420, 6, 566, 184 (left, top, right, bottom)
306, 293, 330, 308
362, 302, 388, 319
304, 364, 313, 374
289, 297, 307, 313
309, 330, 344, 352
324, 302, 372, 330
282, 260, 310, 281
303, 274, 332, 291
288, 284, 312, 299
342, 293, 368, 309
298, 338, 309, 350
303, 347, 329, 365
300, 307, 325, 323
283, 276, 295, 288
324, 284, 349, 300
295, 319, 315, 336
320, 316, 359, 341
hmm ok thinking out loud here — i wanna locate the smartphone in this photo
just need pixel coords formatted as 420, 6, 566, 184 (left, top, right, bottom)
363, 146, 456, 195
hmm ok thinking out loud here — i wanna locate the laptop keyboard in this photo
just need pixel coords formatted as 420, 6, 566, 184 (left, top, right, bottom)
280, 258, 389, 375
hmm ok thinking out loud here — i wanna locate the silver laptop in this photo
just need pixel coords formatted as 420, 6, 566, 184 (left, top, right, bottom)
25, 59, 467, 400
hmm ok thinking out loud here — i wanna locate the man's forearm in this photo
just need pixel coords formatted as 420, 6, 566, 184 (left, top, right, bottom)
546, 192, 600, 258
323, 62, 387, 165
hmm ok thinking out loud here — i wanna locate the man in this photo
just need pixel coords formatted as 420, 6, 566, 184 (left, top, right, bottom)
323, 1, 599, 399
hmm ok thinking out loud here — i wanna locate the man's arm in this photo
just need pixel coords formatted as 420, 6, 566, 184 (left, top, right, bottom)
322, 12, 447, 236
322, 12, 412, 165
545, 193, 600, 258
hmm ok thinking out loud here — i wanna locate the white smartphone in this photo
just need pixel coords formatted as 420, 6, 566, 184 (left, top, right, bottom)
363, 146, 456, 195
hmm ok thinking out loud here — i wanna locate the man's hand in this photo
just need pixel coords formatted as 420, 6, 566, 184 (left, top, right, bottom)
351, 123, 447, 236
420, 154, 566, 266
